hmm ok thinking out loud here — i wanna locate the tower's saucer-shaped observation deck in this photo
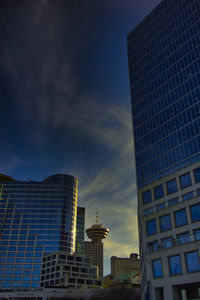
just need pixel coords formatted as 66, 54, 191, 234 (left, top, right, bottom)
86, 224, 109, 242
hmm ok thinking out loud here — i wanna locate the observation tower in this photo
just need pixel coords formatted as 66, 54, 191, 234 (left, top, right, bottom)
84, 212, 109, 277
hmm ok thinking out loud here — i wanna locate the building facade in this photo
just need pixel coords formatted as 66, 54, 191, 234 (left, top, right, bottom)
111, 253, 140, 278
75, 207, 85, 256
127, 0, 200, 299
85, 218, 109, 278
40, 251, 101, 289
0, 174, 78, 290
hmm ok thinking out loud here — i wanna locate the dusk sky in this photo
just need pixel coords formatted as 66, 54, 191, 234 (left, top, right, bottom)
0, 0, 160, 275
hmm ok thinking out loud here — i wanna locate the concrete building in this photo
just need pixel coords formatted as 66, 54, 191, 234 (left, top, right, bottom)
0, 174, 78, 290
111, 253, 140, 278
84, 214, 109, 277
40, 251, 101, 289
127, 0, 200, 299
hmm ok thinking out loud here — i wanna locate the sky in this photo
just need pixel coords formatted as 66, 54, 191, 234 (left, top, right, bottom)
0, 0, 161, 275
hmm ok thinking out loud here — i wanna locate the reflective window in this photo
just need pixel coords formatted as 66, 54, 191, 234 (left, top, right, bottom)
194, 168, 200, 183
160, 214, 171, 232
168, 197, 179, 206
154, 184, 164, 200
169, 255, 182, 275
177, 232, 190, 244
179, 173, 191, 189
142, 190, 152, 205
174, 209, 188, 227
194, 229, 200, 241
185, 251, 200, 273
182, 191, 194, 201
152, 259, 163, 278
167, 179, 177, 195
162, 237, 173, 249
155, 202, 165, 211
146, 219, 157, 236
190, 203, 200, 222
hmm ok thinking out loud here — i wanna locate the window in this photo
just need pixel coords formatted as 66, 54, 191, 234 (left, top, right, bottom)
167, 179, 177, 195
185, 251, 200, 272
160, 214, 171, 232
154, 184, 164, 200
169, 255, 182, 275
174, 209, 188, 227
146, 219, 157, 236
194, 228, 200, 241
190, 203, 200, 222
155, 202, 165, 211
143, 207, 153, 216
182, 191, 194, 201
168, 197, 179, 206
147, 241, 158, 252
177, 232, 190, 244
152, 259, 163, 278
180, 173, 191, 189
142, 190, 152, 205
162, 237, 173, 248
194, 167, 200, 183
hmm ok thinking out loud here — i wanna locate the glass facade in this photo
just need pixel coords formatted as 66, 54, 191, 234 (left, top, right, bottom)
127, 0, 200, 188
0, 174, 78, 289
75, 207, 85, 256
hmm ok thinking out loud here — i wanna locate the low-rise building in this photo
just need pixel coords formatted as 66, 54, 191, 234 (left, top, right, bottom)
111, 253, 140, 278
40, 252, 102, 289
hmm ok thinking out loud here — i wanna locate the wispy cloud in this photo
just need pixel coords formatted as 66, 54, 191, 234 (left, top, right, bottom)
0, 154, 28, 175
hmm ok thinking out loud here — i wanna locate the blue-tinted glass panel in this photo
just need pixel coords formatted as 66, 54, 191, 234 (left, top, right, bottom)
174, 209, 188, 227
180, 173, 191, 189
167, 179, 177, 195
186, 252, 200, 273
155, 202, 165, 211
147, 241, 158, 252
154, 185, 164, 200
142, 190, 152, 205
169, 255, 182, 275
177, 232, 190, 244
194, 229, 200, 241
143, 207, 153, 216
160, 214, 171, 232
190, 204, 200, 222
182, 191, 194, 201
194, 168, 200, 183
162, 237, 172, 249
146, 219, 157, 236
168, 197, 179, 206
152, 259, 163, 278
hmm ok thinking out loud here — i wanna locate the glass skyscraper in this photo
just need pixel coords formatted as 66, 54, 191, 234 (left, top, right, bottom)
75, 206, 85, 256
128, 0, 200, 299
128, 0, 200, 188
0, 174, 78, 289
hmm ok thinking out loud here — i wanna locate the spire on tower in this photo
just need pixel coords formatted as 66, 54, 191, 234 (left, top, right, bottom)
96, 210, 99, 224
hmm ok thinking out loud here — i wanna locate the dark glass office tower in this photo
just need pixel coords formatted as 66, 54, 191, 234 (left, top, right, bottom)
128, 0, 200, 299
75, 207, 85, 256
0, 174, 78, 289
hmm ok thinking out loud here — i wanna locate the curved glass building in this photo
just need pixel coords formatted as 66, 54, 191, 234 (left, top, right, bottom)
0, 174, 78, 289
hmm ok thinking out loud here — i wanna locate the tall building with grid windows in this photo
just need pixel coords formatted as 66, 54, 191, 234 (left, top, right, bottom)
0, 173, 78, 290
127, 0, 200, 299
